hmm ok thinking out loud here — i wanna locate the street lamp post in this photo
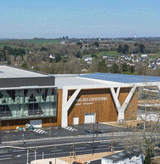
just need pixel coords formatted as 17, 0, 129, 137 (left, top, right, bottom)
42, 152, 44, 159
27, 149, 29, 164
0, 118, 1, 144
35, 151, 36, 160
92, 123, 95, 155
96, 102, 101, 137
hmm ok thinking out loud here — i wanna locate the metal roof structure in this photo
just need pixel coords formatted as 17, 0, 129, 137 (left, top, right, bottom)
80, 73, 160, 83
0, 66, 47, 78
0, 66, 55, 88
54, 75, 122, 89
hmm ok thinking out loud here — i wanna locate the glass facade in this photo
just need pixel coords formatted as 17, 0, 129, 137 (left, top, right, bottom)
0, 87, 57, 120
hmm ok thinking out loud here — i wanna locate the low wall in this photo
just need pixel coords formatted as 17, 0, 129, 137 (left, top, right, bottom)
31, 158, 69, 164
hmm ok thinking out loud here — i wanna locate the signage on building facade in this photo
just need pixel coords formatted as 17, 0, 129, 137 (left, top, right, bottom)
75, 97, 108, 102
75, 97, 108, 105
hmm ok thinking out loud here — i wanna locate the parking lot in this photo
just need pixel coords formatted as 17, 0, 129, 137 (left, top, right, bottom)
1, 123, 129, 142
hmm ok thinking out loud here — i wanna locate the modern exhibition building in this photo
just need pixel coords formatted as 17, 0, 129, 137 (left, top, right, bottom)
1, 65, 160, 130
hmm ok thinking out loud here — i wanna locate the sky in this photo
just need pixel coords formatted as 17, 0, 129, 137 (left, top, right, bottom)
0, 0, 160, 39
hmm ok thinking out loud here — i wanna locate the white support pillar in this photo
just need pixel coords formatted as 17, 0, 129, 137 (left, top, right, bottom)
157, 85, 160, 91
110, 87, 121, 111
116, 87, 120, 98
61, 87, 81, 128
61, 87, 68, 128
110, 86, 137, 122
117, 110, 125, 121
121, 86, 137, 112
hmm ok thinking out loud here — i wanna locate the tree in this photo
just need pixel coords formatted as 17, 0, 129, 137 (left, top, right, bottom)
130, 66, 135, 74
93, 42, 99, 47
40, 47, 47, 51
122, 44, 129, 54
144, 153, 151, 164
122, 63, 128, 72
76, 42, 82, 48
76, 51, 81, 58
134, 84, 160, 161
134, 43, 138, 46
117, 45, 123, 53
112, 63, 119, 73
21, 62, 28, 69
139, 44, 145, 53
98, 60, 107, 73
143, 134, 154, 164
55, 54, 62, 63
7, 60, 11, 65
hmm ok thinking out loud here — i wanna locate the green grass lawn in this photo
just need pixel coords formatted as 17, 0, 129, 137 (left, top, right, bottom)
96, 51, 119, 57
22, 39, 60, 44
148, 53, 160, 59
0, 43, 19, 49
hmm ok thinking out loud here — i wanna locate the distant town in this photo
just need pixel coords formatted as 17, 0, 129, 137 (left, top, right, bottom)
0, 37, 160, 76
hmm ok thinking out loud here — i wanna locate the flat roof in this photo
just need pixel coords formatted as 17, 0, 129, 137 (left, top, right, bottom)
80, 73, 160, 83
54, 75, 122, 89
102, 150, 141, 162
0, 66, 48, 78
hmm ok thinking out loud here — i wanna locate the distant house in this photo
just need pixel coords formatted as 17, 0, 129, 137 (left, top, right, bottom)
103, 54, 108, 59
121, 54, 127, 58
148, 63, 156, 69
29, 50, 32, 54
81, 68, 88, 73
106, 56, 113, 62
131, 54, 138, 58
125, 56, 131, 60
132, 57, 138, 62
107, 64, 113, 67
49, 54, 55, 59
156, 58, 160, 65
141, 54, 147, 61
141, 54, 147, 58
101, 150, 144, 164
83, 55, 92, 64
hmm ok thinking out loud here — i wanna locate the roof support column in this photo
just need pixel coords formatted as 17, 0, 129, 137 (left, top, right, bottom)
110, 86, 137, 122
61, 87, 68, 128
61, 87, 81, 128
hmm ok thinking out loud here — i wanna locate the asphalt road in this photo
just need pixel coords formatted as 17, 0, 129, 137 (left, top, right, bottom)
0, 139, 124, 164
1, 132, 160, 164
0, 122, 159, 164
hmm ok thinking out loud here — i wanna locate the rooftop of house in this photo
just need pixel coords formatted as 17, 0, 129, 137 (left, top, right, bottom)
102, 150, 142, 163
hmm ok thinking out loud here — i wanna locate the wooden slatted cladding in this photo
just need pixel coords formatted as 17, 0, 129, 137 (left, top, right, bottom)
0, 87, 138, 130
67, 87, 138, 125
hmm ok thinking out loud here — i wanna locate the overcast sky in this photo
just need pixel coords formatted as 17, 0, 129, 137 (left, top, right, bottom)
0, 0, 160, 39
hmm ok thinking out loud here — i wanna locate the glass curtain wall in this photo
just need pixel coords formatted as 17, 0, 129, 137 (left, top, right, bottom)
0, 87, 57, 120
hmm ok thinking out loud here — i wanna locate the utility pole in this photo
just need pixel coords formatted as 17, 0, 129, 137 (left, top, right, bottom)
35, 151, 36, 160
96, 102, 101, 137
27, 149, 29, 164
92, 123, 95, 155
0, 118, 1, 144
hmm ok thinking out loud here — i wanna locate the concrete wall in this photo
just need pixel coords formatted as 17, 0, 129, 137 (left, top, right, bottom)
31, 158, 69, 164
